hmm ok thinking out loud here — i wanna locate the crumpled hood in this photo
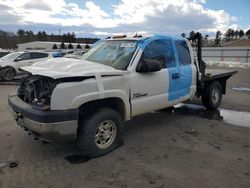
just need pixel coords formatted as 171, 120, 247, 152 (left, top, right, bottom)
20, 58, 125, 79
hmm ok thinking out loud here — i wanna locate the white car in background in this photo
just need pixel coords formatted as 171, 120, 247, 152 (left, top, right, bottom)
0, 51, 53, 81
64, 50, 86, 59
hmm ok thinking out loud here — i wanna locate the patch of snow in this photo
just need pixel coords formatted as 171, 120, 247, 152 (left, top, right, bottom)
206, 61, 250, 69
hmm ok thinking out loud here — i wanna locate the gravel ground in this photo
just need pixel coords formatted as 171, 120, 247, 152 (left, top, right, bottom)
0, 66, 250, 188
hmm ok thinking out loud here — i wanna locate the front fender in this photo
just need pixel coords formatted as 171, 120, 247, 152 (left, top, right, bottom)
70, 90, 131, 120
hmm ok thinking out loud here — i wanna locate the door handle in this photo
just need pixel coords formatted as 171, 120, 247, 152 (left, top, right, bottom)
172, 73, 180, 79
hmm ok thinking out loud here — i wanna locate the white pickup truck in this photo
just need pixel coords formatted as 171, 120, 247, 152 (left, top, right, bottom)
8, 33, 237, 157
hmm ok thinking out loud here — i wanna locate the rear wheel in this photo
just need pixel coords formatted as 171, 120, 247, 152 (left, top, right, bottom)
1, 67, 16, 81
202, 81, 222, 110
77, 108, 124, 157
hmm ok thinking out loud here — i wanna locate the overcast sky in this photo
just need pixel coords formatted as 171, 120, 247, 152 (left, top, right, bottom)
0, 0, 249, 38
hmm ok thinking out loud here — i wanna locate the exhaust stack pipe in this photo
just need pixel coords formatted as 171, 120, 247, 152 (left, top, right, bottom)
189, 32, 206, 77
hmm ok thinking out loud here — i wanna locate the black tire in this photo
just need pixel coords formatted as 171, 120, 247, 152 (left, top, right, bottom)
77, 108, 124, 158
202, 81, 222, 110
1, 67, 16, 81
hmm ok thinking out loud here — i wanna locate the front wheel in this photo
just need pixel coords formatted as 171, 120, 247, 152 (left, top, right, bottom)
202, 81, 222, 110
1, 67, 16, 81
77, 108, 124, 157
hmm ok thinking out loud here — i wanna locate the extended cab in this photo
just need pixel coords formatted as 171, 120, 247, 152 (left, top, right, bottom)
8, 34, 237, 157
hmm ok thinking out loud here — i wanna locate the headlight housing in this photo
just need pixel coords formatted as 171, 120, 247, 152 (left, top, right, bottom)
18, 75, 57, 111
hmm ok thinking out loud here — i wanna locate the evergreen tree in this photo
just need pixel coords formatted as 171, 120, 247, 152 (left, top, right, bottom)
0, 28, 100, 49
68, 43, 73, 49
181, 33, 186, 38
215, 31, 222, 46
52, 44, 58, 49
234, 30, 239, 40
60, 42, 66, 49
204, 34, 209, 47
225, 29, 232, 42
85, 44, 90, 49
239, 30, 244, 38
189, 31, 195, 39
76, 43, 82, 49
246, 29, 250, 39
37, 31, 43, 41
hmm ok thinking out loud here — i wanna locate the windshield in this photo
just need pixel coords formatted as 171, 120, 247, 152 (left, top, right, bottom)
84, 40, 138, 70
0, 52, 22, 61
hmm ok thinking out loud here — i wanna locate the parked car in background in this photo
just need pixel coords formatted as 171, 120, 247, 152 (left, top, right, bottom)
52, 51, 64, 58
0, 51, 53, 81
62, 50, 74, 56
64, 50, 86, 59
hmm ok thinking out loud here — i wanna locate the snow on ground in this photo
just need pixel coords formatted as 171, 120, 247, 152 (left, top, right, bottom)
206, 61, 250, 68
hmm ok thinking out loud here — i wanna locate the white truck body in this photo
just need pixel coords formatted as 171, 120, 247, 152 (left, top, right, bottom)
8, 34, 236, 157
20, 36, 196, 119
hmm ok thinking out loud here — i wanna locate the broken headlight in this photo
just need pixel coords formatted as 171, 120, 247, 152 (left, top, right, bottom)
18, 75, 57, 111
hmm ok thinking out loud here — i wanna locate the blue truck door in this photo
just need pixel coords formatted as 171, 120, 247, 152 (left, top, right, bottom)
172, 39, 193, 100
165, 41, 181, 102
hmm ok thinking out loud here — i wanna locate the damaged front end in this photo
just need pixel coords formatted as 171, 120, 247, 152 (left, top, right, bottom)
18, 75, 57, 111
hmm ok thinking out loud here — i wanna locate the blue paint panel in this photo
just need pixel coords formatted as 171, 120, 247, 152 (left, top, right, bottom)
138, 35, 172, 50
168, 39, 193, 101
168, 64, 192, 101
168, 67, 180, 101
178, 65, 192, 97
136, 35, 193, 101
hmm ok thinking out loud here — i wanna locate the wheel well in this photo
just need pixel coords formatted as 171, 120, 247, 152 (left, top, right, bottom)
204, 78, 227, 95
78, 98, 126, 121
2, 66, 16, 73
3, 66, 16, 70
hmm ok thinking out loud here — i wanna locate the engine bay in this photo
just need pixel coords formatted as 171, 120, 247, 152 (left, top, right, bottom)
18, 75, 57, 109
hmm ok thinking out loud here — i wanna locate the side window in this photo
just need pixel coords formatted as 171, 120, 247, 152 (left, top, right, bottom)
30, 52, 49, 59
174, 40, 191, 65
16, 53, 31, 61
142, 39, 175, 68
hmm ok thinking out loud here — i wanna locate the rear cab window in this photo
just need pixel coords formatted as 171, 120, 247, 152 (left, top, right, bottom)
174, 40, 191, 65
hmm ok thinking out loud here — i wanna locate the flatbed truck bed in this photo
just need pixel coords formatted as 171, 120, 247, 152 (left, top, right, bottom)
202, 69, 238, 81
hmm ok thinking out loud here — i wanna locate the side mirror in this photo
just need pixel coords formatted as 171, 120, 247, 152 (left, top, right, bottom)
15, 57, 22, 61
136, 59, 162, 73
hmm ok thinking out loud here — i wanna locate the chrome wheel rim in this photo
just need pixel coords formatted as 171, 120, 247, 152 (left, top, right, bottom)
95, 120, 117, 149
211, 87, 219, 104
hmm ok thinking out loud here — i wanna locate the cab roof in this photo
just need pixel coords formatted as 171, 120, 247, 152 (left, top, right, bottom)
105, 34, 186, 42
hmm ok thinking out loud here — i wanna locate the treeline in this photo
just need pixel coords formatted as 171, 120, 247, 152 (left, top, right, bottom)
181, 28, 250, 47
0, 29, 100, 49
